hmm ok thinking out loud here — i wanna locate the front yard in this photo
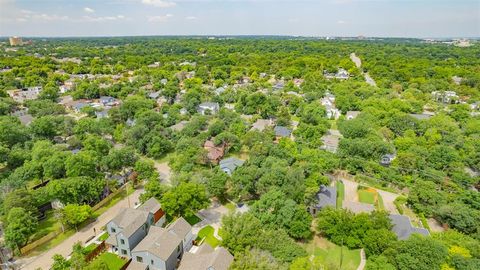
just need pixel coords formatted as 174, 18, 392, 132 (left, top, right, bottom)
89, 252, 127, 270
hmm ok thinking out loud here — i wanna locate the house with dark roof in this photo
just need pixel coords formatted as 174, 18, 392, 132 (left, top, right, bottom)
389, 214, 430, 240
178, 244, 234, 270
308, 185, 337, 215
128, 217, 194, 270
219, 157, 245, 175
105, 198, 165, 258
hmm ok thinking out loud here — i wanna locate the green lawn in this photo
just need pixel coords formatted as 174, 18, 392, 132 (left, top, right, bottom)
30, 211, 62, 242
83, 243, 98, 254
358, 190, 376, 204
98, 232, 109, 242
376, 194, 385, 210
196, 226, 221, 248
336, 181, 345, 209
90, 252, 126, 270
303, 237, 360, 270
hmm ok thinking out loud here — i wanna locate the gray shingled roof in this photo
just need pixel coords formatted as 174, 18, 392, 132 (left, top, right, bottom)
389, 214, 430, 240
274, 126, 292, 137
314, 185, 337, 209
138, 197, 161, 214
132, 226, 182, 261
109, 208, 149, 238
219, 157, 244, 174
167, 217, 192, 240
178, 244, 234, 270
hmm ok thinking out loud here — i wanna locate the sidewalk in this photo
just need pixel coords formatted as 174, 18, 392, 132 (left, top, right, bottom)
17, 188, 143, 270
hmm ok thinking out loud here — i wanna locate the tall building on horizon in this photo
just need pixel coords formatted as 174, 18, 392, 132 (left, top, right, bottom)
9, 36, 23, 46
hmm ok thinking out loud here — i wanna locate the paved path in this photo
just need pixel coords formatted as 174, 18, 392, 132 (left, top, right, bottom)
350, 52, 377, 87
18, 188, 143, 270
357, 249, 366, 270
376, 189, 399, 214
342, 179, 359, 202
154, 161, 172, 185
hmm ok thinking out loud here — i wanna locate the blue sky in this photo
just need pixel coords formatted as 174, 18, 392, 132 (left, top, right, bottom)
0, 0, 479, 37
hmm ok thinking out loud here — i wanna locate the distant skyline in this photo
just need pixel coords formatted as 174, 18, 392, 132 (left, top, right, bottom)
1, 0, 479, 38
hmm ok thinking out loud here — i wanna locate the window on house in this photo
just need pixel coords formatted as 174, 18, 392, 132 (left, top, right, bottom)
121, 249, 127, 255
120, 239, 125, 245
151, 259, 154, 265
111, 228, 116, 233
136, 256, 143, 263
177, 245, 180, 252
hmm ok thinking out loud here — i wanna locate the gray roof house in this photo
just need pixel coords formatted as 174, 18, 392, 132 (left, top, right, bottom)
197, 102, 220, 115
178, 244, 234, 270
308, 185, 337, 215
274, 126, 292, 138
105, 198, 165, 258
219, 157, 245, 175
389, 214, 430, 240
129, 226, 183, 270
128, 217, 194, 270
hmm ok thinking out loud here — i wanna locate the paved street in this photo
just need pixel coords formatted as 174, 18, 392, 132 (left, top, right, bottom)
17, 188, 143, 270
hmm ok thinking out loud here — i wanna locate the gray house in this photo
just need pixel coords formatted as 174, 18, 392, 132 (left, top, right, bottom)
129, 226, 183, 270
197, 102, 219, 115
308, 185, 337, 215
178, 244, 234, 270
129, 217, 194, 270
219, 157, 245, 175
106, 198, 165, 258
274, 126, 292, 138
389, 214, 430, 240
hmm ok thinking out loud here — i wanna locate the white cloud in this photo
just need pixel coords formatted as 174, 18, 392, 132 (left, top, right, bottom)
84, 7, 95, 13
142, 0, 176, 8
148, 14, 173, 22
81, 15, 127, 22
337, 20, 346, 24
185, 16, 197, 20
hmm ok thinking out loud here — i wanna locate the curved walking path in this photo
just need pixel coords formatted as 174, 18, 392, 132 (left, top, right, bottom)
350, 53, 377, 87
17, 188, 143, 270
357, 249, 366, 270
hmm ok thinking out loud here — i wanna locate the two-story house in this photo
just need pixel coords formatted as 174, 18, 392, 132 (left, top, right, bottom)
128, 217, 194, 270
105, 198, 165, 258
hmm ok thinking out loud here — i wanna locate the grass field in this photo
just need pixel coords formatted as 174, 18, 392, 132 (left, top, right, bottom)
376, 193, 385, 210
196, 226, 221, 247
358, 189, 376, 204
185, 214, 201, 225
30, 211, 62, 242
336, 181, 345, 208
98, 232, 109, 242
90, 252, 126, 270
303, 237, 360, 270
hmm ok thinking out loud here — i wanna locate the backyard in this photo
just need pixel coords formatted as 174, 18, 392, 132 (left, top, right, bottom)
196, 225, 221, 248
303, 236, 361, 270
357, 186, 377, 204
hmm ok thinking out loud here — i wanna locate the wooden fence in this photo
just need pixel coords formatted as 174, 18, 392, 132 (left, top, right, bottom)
92, 185, 127, 212
20, 185, 128, 255
85, 241, 106, 262
20, 228, 62, 255
120, 258, 133, 270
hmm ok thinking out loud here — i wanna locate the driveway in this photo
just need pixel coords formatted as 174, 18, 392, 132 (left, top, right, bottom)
193, 204, 230, 239
17, 188, 143, 270
342, 179, 359, 202
376, 189, 399, 214
154, 161, 172, 185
